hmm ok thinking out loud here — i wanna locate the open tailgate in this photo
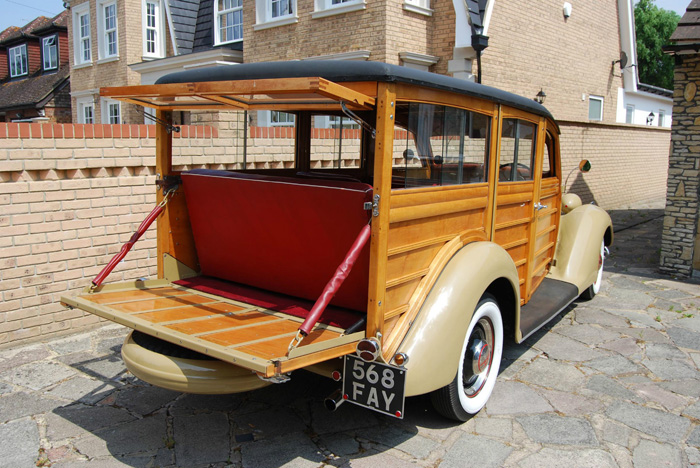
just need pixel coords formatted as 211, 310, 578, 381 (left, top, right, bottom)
60, 279, 362, 377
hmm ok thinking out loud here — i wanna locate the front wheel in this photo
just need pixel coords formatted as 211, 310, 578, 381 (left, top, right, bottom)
580, 241, 606, 300
430, 294, 503, 421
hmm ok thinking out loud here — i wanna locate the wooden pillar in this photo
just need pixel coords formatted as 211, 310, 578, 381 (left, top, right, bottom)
156, 110, 173, 279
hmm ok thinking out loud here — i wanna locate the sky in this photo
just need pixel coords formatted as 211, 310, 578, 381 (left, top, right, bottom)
0, 0, 694, 33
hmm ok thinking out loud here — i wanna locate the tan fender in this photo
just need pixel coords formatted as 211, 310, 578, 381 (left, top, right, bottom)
548, 203, 613, 293
396, 242, 520, 397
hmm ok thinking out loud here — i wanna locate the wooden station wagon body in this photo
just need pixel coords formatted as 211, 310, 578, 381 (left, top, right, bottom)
61, 61, 613, 420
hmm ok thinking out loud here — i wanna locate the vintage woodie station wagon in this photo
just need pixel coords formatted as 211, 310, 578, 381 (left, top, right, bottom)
61, 61, 613, 420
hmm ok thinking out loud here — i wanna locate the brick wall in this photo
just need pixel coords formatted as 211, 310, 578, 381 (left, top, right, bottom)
0, 121, 223, 348
660, 54, 700, 277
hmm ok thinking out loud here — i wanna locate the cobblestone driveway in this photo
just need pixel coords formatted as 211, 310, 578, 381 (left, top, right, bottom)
0, 209, 698, 468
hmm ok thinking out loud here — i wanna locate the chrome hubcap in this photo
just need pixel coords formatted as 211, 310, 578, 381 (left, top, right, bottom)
463, 317, 495, 397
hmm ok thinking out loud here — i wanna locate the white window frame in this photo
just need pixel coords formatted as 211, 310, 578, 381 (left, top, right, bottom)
312, 0, 366, 19
101, 98, 121, 124
9, 44, 27, 78
588, 95, 603, 121
142, 0, 165, 58
658, 109, 665, 127
403, 0, 433, 16
625, 104, 634, 124
76, 96, 95, 124
254, 0, 298, 30
214, 0, 243, 45
97, 0, 119, 61
42, 35, 58, 71
73, 3, 92, 66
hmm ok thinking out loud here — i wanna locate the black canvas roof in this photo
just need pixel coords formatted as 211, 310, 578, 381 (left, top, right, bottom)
155, 60, 554, 120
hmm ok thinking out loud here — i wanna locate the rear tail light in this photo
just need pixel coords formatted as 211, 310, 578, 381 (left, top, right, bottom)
356, 338, 380, 361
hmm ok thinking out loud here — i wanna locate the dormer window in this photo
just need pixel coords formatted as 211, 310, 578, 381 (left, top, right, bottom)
42, 36, 58, 71
143, 0, 165, 58
98, 1, 119, 60
9, 44, 27, 77
215, 0, 243, 45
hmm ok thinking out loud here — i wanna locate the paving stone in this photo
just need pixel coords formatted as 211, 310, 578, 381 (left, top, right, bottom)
601, 419, 630, 446
606, 401, 691, 443
361, 425, 440, 459
235, 407, 307, 440
645, 343, 691, 360
599, 337, 643, 357
692, 353, 700, 369
485, 381, 553, 415
94, 336, 125, 357
309, 400, 380, 435
516, 357, 586, 392
48, 335, 93, 356
611, 327, 670, 344
46, 375, 118, 405
585, 355, 643, 375
526, 333, 604, 362
674, 316, 700, 333
0, 391, 65, 423
556, 324, 621, 345
438, 433, 512, 468
319, 433, 361, 457
689, 426, 700, 447
609, 275, 659, 291
632, 382, 689, 411
614, 309, 664, 329
73, 413, 167, 459
340, 451, 421, 468
106, 385, 179, 415
649, 289, 695, 301
585, 375, 641, 402
240, 433, 325, 468
642, 358, 699, 381
574, 309, 629, 328
518, 448, 617, 468
649, 279, 700, 295
661, 380, 700, 398
605, 287, 655, 308
57, 352, 129, 383
517, 414, 598, 445
0, 344, 50, 373
473, 417, 512, 440
667, 327, 700, 351
0, 360, 76, 391
632, 439, 682, 468
0, 382, 11, 395
174, 412, 230, 466
0, 418, 39, 468
174, 392, 244, 413
687, 446, 700, 465
682, 400, 700, 419
46, 404, 136, 441
539, 389, 604, 415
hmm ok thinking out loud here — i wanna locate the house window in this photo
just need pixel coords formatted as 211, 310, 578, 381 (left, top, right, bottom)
143, 0, 164, 57
98, 1, 119, 59
404, 0, 432, 15
588, 95, 603, 121
271, 111, 295, 126
101, 99, 121, 124
42, 36, 58, 70
73, 3, 91, 65
215, 0, 243, 45
658, 110, 665, 127
312, 0, 365, 18
625, 104, 634, 124
9, 44, 27, 77
271, 0, 293, 18
77, 97, 95, 124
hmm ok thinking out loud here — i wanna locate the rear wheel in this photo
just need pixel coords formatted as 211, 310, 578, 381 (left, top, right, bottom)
431, 294, 503, 421
580, 241, 605, 300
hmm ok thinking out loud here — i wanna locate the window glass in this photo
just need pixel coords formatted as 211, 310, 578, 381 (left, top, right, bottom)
9, 45, 27, 77
43, 36, 58, 70
310, 113, 362, 169
658, 110, 665, 127
79, 13, 91, 62
144, 1, 161, 56
218, 0, 243, 43
625, 104, 634, 124
543, 131, 556, 178
392, 102, 490, 189
499, 118, 535, 182
588, 96, 603, 121
104, 3, 118, 57
271, 111, 295, 126
271, 0, 293, 17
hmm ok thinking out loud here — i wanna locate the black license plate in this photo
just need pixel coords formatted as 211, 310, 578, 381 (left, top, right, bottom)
342, 355, 406, 418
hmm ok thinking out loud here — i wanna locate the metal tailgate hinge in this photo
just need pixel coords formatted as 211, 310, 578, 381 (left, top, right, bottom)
364, 194, 380, 217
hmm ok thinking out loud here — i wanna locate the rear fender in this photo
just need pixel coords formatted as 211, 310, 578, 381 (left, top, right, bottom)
397, 242, 520, 397
548, 204, 613, 293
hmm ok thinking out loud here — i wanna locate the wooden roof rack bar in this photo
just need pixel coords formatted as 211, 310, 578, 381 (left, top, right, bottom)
100, 77, 376, 111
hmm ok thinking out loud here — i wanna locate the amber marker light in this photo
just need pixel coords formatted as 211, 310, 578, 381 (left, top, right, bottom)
393, 352, 409, 366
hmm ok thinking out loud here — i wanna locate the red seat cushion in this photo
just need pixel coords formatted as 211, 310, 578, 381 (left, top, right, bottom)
181, 170, 372, 312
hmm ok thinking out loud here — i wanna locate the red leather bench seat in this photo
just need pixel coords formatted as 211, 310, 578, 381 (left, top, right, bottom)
180, 169, 373, 313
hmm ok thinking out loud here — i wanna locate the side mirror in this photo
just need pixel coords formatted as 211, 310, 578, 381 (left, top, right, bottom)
579, 159, 591, 172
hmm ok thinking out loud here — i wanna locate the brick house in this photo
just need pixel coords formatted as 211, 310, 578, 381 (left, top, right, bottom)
660, 0, 700, 277
0, 11, 71, 123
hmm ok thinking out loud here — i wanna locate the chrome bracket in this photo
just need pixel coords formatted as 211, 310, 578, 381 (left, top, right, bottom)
372, 194, 380, 217
257, 373, 291, 384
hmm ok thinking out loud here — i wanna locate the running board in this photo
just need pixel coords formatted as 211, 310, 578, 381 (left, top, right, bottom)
519, 278, 579, 341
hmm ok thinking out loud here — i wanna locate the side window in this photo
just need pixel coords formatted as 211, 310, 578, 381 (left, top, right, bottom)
543, 131, 556, 178
499, 118, 536, 182
310, 113, 362, 169
392, 102, 490, 189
